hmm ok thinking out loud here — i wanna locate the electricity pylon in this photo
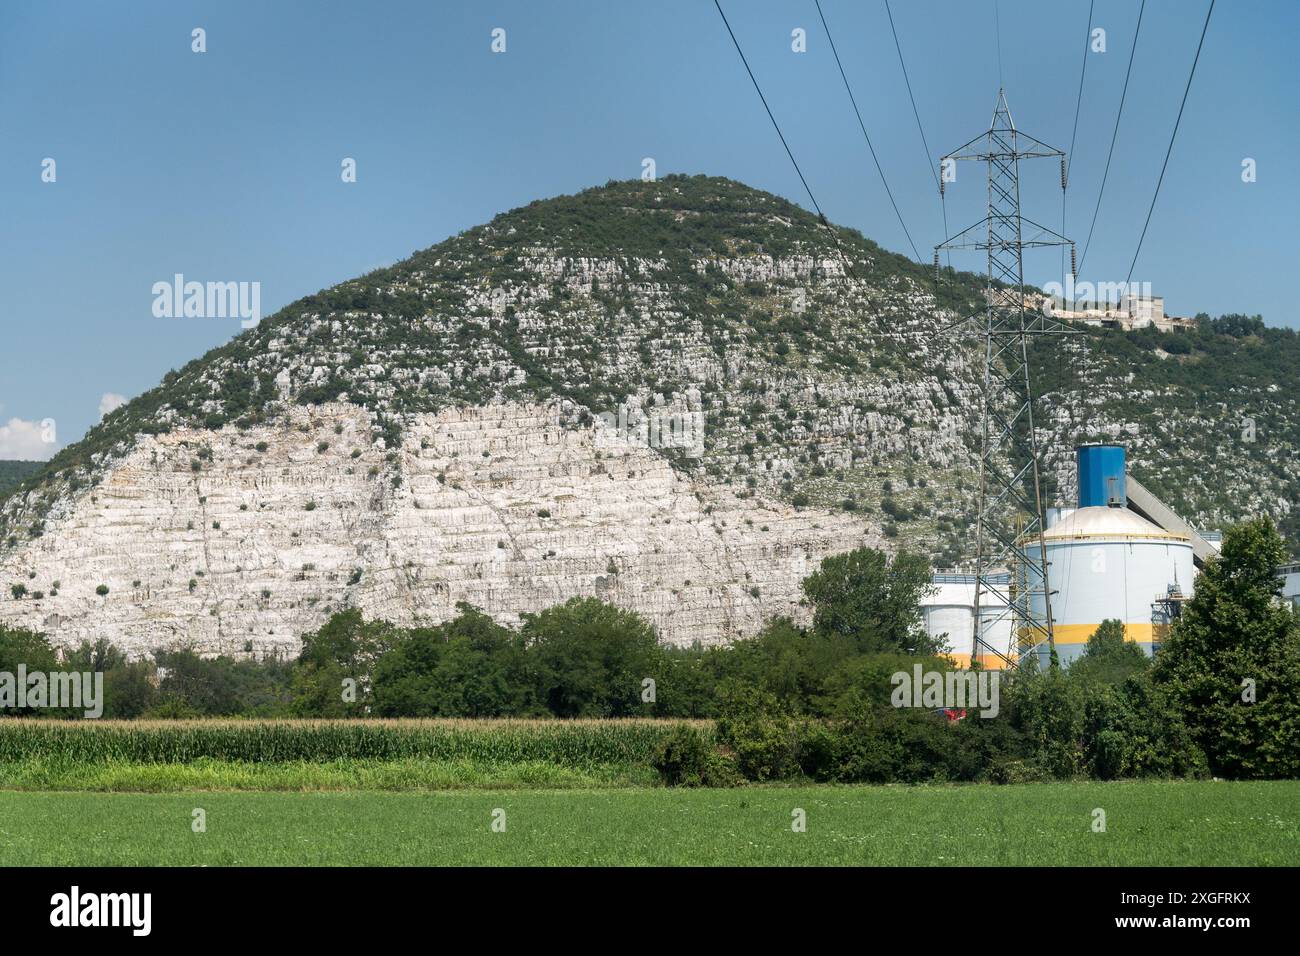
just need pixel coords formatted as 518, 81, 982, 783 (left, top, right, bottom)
935, 90, 1076, 669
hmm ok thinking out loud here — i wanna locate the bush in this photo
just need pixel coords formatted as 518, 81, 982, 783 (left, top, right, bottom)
805, 700, 989, 784
651, 723, 737, 786
1003, 669, 1087, 779
950, 714, 1039, 784
717, 684, 1002, 784
1084, 675, 1207, 779
714, 685, 806, 781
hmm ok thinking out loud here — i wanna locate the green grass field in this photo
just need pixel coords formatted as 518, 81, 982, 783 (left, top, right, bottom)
2, 721, 1296, 865
2, 781, 1297, 866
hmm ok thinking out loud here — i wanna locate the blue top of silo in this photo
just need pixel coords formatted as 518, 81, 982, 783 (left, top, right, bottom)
1076, 444, 1126, 508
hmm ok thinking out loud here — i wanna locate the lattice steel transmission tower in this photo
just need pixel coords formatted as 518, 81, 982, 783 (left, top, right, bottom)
935, 90, 1076, 669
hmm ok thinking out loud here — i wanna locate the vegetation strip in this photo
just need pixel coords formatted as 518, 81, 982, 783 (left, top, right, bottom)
0, 782, 1295, 866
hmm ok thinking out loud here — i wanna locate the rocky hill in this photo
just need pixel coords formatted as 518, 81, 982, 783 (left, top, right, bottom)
1, 175, 1296, 655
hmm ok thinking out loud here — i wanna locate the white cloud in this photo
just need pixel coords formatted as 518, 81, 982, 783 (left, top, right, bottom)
0, 417, 57, 461
99, 393, 127, 418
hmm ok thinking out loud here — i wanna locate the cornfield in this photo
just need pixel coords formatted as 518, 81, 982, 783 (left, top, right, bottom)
0, 719, 714, 767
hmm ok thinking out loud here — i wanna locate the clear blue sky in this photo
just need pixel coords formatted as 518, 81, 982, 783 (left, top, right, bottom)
2, 0, 1295, 457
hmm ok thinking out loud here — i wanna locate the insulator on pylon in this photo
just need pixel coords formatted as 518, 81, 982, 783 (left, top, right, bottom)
939, 164, 945, 195
1070, 244, 1077, 280
1060, 156, 1068, 190
933, 250, 940, 273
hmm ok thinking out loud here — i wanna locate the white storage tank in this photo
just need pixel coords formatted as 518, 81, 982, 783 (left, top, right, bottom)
921, 572, 1015, 668
1027, 506, 1195, 667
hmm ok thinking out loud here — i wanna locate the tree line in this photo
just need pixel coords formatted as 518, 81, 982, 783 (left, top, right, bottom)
2, 520, 1298, 782
0, 549, 936, 722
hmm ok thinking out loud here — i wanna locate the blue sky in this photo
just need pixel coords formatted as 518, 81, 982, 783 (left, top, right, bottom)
2, 0, 1295, 457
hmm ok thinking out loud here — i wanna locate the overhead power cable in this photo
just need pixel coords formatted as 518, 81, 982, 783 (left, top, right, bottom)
994, 0, 1004, 90
1125, 0, 1215, 285
711, 0, 861, 280
1078, 0, 1146, 275
813, 0, 922, 262
711, 0, 984, 347
1059, 1, 1096, 509
883, 0, 950, 267
1062, 0, 1095, 284
1065, 0, 1094, 186
810, 0, 987, 341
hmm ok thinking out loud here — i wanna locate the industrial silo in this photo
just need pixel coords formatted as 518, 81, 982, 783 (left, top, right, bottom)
921, 571, 1014, 668
1026, 445, 1195, 667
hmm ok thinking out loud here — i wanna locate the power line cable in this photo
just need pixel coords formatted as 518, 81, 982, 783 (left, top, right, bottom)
1065, 0, 1094, 187
994, 0, 1004, 90
809, 0, 991, 349
1110, 1, 1212, 446
1125, 0, 1215, 285
1062, 0, 1094, 285
1078, 0, 1146, 276
711, 0, 986, 349
711, 0, 861, 280
883, 0, 950, 267
813, 0, 922, 262
1059, 0, 1096, 472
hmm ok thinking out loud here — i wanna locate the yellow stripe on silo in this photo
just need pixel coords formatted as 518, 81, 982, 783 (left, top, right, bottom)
942, 652, 1012, 670
1050, 623, 1157, 645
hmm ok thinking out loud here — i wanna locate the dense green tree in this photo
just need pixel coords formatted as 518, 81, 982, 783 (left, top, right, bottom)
102, 660, 160, 718
152, 649, 292, 717
1152, 518, 1300, 778
1067, 619, 1150, 686
0, 626, 61, 716
64, 639, 158, 718
291, 609, 397, 716
815, 650, 956, 715
372, 604, 538, 717
0, 625, 59, 675
522, 597, 662, 717
713, 618, 839, 712
800, 548, 938, 655
648, 644, 731, 718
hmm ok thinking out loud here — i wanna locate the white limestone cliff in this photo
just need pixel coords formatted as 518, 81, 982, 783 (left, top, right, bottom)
0, 402, 875, 657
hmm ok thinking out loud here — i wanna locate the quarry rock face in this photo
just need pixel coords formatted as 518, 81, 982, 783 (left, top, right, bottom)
0, 401, 873, 656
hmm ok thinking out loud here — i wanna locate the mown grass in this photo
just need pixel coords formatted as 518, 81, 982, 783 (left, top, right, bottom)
1, 781, 1296, 866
